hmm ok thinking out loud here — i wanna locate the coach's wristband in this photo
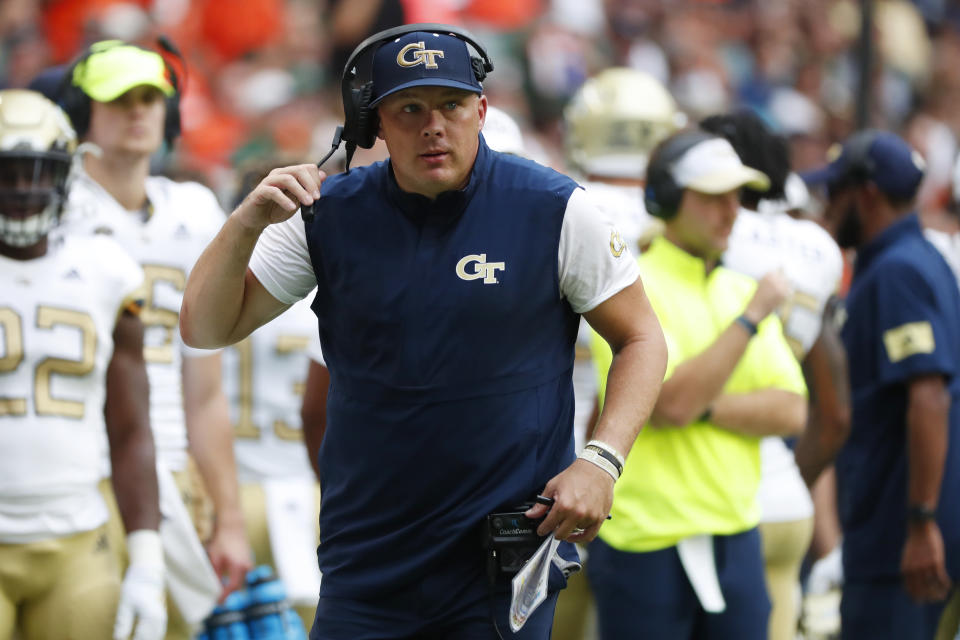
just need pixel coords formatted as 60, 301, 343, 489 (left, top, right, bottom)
735, 314, 759, 336
583, 441, 625, 477
578, 448, 620, 482
585, 439, 625, 465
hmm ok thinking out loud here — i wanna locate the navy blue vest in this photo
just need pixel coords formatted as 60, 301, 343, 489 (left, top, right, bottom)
305, 138, 581, 599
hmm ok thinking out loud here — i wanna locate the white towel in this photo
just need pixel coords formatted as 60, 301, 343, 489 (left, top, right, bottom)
676, 535, 726, 613
264, 479, 322, 605
157, 462, 221, 626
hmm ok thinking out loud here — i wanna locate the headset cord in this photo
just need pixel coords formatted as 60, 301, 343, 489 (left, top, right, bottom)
488, 587, 505, 640
301, 126, 343, 224
484, 546, 506, 640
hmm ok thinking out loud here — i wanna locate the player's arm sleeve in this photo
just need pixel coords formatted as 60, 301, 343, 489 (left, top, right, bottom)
248, 214, 318, 305
119, 273, 148, 319
874, 260, 957, 385
558, 188, 640, 314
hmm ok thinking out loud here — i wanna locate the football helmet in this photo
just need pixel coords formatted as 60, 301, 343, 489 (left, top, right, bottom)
483, 106, 526, 157
564, 68, 682, 179
0, 89, 76, 248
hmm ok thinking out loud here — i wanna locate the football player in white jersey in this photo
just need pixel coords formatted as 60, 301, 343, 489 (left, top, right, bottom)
554, 68, 682, 640
0, 89, 166, 640
224, 296, 321, 629
564, 67, 684, 254
48, 40, 252, 636
703, 111, 850, 640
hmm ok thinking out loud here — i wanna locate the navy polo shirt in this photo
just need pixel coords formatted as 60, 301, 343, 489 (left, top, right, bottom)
303, 138, 582, 600
838, 213, 960, 581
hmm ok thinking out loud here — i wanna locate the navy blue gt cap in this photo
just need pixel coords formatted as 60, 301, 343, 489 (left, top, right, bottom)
803, 130, 926, 200
370, 31, 483, 106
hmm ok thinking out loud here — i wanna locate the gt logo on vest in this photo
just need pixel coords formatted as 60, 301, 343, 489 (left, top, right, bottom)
397, 42, 445, 69
456, 254, 506, 284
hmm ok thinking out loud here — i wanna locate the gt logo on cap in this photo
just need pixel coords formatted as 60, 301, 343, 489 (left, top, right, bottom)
397, 42, 445, 69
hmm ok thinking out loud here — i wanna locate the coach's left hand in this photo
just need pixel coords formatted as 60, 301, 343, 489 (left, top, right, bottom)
525, 459, 614, 543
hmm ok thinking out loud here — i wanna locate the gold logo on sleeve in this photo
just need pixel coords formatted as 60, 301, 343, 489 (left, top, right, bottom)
610, 230, 626, 258
883, 321, 935, 363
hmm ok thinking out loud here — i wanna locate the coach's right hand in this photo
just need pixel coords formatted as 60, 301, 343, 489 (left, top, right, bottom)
236, 164, 326, 231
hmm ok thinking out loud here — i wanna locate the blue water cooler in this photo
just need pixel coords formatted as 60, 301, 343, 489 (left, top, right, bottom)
205, 589, 252, 640
244, 566, 307, 640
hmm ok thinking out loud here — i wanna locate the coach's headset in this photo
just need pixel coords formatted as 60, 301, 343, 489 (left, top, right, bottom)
644, 130, 718, 220
58, 36, 185, 148
303, 23, 494, 223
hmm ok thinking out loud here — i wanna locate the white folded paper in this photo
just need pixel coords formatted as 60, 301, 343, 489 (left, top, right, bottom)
510, 535, 561, 632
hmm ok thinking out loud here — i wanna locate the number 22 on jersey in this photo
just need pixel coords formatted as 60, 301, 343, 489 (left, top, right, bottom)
0, 306, 96, 418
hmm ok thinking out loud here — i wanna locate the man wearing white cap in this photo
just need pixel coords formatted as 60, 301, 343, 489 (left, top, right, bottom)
588, 130, 808, 639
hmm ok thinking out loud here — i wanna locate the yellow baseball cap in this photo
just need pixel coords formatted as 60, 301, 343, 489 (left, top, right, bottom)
73, 40, 175, 102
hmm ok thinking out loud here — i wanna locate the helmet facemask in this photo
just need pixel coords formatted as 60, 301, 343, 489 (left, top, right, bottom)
0, 151, 72, 247
0, 89, 77, 251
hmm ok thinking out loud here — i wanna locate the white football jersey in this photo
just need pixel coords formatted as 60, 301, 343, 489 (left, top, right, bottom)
581, 180, 661, 254
724, 207, 843, 523
725, 208, 843, 357
223, 295, 317, 484
62, 170, 226, 471
0, 235, 144, 542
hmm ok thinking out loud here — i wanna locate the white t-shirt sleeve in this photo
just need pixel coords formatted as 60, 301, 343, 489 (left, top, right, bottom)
248, 213, 317, 305
558, 188, 640, 313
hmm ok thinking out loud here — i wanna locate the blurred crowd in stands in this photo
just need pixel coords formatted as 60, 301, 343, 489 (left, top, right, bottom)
3, 0, 960, 216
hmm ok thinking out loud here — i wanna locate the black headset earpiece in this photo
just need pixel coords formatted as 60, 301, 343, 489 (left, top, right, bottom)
154, 35, 186, 146
340, 70, 377, 153
57, 47, 98, 137
645, 130, 719, 220
352, 82, 377, 149
58, 38, 184, 147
